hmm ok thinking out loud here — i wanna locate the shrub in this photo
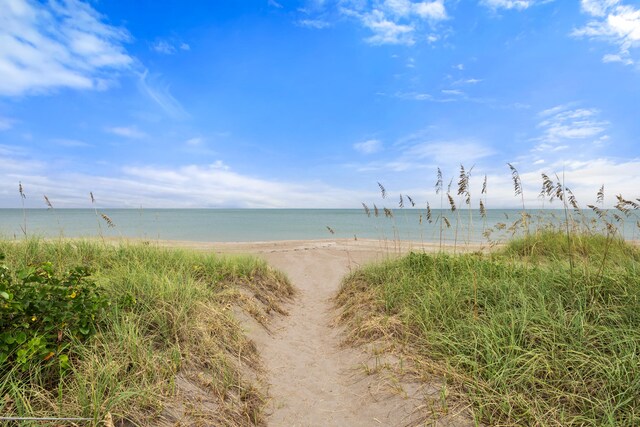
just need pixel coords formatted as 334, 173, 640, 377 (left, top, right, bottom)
0, 254, 108, 376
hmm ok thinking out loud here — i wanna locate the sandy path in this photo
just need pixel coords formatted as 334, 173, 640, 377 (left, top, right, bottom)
247, 242, 428, 426
137, 238, 478, 426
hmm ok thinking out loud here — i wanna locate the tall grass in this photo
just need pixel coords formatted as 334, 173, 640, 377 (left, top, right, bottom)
344, 165, 640, 426
0, 239, 293, 426
337, 234, 640, 426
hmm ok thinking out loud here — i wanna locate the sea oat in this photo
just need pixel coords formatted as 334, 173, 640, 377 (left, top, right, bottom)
588, 205, 605, 219
566, 187, 580, 212
541, 173, 554, 200
447, 193, 456, 212
507, 163, 522, 196
597, 185, 605, 205
378, 182, 387, 199
435, 168, 443, 194
101, 213, 115, 228
361, 202, 371, 217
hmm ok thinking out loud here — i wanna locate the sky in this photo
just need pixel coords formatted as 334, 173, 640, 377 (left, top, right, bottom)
0, 0, 639, 209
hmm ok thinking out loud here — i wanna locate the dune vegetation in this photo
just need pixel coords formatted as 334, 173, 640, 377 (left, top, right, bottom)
338, 166, 640, 426
0, 239, 293, 426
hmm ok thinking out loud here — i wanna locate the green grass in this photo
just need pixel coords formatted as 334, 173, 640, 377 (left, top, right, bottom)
337, 232, 640, 426
0, 238, 293, 426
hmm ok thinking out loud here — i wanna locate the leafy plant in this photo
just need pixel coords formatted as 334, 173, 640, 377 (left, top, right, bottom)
0, 254, 108, 374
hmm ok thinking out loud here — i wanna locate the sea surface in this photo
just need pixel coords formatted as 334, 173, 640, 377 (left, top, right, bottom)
0, 208, 637, 243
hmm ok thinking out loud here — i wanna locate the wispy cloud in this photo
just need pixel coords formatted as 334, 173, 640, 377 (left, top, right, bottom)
106, 126, 147, 139
268, 0, 284, 8
354, 139, 383, 154
480, 0, 549, 11
185, 137, 204, 146
306, 0, 448, 46
51, 138, 92, 147
359, 9, 416, 45
535, 105, 609, 146
573, 0, 640, 65
393, 91, 434, 100
404, 140, 495, 166
351, 135, 495, 174
0, 116, 14, 131
151, 39, 191, 54
138, 70, 189, 119
453, 78, 483, 85
0, 0, 133, 97
0, 157, 363, 208
297, 19, 332, 29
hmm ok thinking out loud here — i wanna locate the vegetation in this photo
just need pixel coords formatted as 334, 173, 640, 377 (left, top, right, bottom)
337, 231, 640, 426
0, 239, 293, 426
339, 164, 640, 426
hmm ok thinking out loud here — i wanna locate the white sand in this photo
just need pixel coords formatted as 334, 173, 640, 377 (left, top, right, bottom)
146, 238, 479, 426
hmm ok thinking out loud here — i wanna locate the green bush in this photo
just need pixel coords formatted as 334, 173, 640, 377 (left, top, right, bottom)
0, 254, 108, 373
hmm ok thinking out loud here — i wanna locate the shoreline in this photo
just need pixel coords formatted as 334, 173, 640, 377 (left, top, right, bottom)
102, 236, 497, 255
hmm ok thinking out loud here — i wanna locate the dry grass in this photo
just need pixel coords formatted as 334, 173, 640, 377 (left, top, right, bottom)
0, 238, 293, 426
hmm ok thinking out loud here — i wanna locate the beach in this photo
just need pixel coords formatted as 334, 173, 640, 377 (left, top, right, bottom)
155, 237, 478, 426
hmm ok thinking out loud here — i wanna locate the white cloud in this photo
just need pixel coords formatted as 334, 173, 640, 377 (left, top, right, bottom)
480, 0, 536, 10
152, 40, 176, 54
394, 91, 433, 100
0, 116, 14, 130
573, 0, 640, 65
354, 139, 383, 154
185, 137, 204, 146
138, 70, 189, 119
106, 126, 147, 139
334, 0, 448, 46
406, 141, 495, 166
362, 9, 416, 45
536, 105, 608, 145
413, 1, 447, 20
0, 156, 363, 208
0, 0, 132, 97
297, 19, 332, 28
602, 53, 633, 64
268, 0, 284, 8
151, 39, 191, 54
442, 89, 464, 95
453, 78, 483, 85
580, 0, 620, 17
51, 138, 91, 147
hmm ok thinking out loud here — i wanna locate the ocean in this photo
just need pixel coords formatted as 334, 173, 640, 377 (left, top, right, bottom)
0, 208, 636, 243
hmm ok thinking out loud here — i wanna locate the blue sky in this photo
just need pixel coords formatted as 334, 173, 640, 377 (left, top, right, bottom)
0, 0, 639, 208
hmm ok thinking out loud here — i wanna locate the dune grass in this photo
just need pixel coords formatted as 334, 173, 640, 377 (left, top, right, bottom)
337, 232, 640, 426
0, 238, 293, 426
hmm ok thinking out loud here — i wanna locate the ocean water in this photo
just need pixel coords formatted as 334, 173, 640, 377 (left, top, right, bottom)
0, 208, 637, 243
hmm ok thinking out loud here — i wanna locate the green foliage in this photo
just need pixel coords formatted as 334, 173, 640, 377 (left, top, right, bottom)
0, 239, 292, 425
0, 253, 107, 374
501, 230, 640, 263
339, 243, 640, 426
